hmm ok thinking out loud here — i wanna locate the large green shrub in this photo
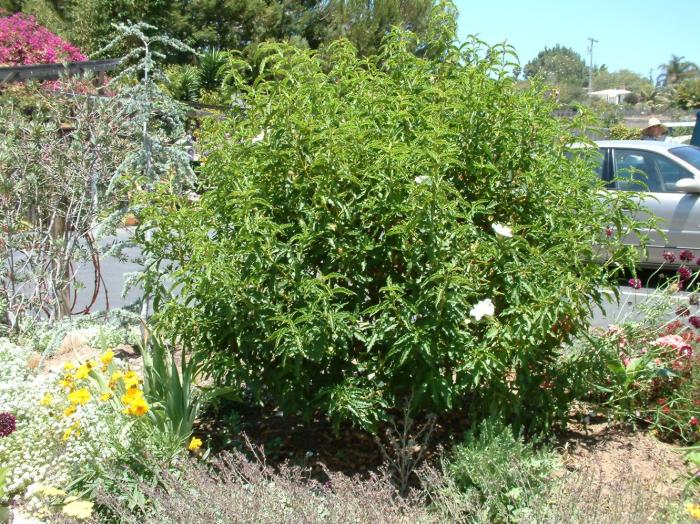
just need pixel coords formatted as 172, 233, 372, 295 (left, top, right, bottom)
138, 9, 643, 432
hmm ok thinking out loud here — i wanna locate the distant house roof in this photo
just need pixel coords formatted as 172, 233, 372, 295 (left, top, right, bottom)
590, 88, 632, 96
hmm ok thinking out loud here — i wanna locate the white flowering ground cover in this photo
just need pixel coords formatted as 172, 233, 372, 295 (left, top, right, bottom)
0, 337, 130, 517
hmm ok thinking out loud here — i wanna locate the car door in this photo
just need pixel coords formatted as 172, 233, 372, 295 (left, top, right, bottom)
612, 147, 700, 264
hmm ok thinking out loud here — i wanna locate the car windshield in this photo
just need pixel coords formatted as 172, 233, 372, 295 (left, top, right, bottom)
670, 146, 700, 171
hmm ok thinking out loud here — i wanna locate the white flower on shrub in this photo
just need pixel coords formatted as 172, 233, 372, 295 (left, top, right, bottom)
469, 298, 495, 321
251, 131, 265, 144
414, 175, 429, 184
491, 223, 512, 237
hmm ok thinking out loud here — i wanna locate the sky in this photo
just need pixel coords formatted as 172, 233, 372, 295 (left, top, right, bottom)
455, 0, 700, 79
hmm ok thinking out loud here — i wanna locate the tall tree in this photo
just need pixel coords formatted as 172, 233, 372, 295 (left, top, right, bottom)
523, 45, 587, 86
593, 68, 652, 93
523, 45, 588, 102
657, 54, 699, 86
320, 0, 438, 56
1, 0, 446, 60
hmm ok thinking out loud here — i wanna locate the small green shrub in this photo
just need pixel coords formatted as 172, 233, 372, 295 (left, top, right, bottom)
428, 418, 558, 523
609, 124, 642, 140
139, 7, 645, 432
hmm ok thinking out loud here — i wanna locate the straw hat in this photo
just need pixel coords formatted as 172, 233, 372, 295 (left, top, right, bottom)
643, 117, 667, 133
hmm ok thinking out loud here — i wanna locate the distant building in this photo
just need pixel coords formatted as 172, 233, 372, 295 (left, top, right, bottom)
589, 88, 632, 104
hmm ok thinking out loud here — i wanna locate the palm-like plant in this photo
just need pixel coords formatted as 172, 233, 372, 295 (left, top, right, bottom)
639, 85, 672, 113
657, 55, 699, 86
198, 47, 230, 92
165, 65, 201, 103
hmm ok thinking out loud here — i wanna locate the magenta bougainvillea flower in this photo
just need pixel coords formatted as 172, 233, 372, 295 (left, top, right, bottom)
0, 13, 85, 66
0, 412, 16, 437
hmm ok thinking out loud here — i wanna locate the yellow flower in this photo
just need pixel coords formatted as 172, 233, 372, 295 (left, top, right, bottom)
62, 499, 93, 520
123, 370, 138, 381
686, 502, 700, 520
63, 405, 77, 417
62, 421, 80, 441
59, 377, 74, 391
37, 485, 67, 497
120, 388, 143, 405
74, 364, 90, 380
100, 391, 113, 401
99, 350, 114, 366
123, 376, 140, 390
108, 370, 123, 389
127, 398, 149, 417
188, 437, 203, 451
63, 362, 75, 372
40, 393, 53, 406
68, 388, 91, 406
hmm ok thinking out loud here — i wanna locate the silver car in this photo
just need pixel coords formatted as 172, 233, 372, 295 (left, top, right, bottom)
594, 140, 700, 266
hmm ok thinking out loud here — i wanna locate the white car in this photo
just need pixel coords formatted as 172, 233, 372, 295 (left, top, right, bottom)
593, 140, 700, 266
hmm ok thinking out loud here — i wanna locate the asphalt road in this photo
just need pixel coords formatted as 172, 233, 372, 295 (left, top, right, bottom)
77, 232, 678, 328
72, 229, 143, 313
591, 284, 688, 328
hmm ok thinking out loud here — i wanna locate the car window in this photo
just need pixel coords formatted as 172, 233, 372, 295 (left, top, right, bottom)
654, 155, 692, 189
670, 145, 700, 170
613, 149, 692, 192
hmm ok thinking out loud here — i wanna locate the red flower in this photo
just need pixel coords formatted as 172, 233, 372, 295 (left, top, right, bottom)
678, 266, 692, 281
662, 405, 671, 414
663, 251, 676, 263
689, 316, 700, 329
656, 398, 667, 405
628, 278, 642, 289
0, 412, 16, 437
690, 416, 699, 427
680, 249, 695, 262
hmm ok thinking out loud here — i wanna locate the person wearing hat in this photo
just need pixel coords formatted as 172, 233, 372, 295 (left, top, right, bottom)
642, 117, 668, 141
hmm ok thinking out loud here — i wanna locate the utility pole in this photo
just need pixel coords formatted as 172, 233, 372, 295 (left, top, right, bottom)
587, 37, 598, 94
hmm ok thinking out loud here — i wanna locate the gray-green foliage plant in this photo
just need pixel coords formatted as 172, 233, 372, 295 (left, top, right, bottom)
425, 418, 559, 523
0, 80, 132, 329
137, 5, 646, 432
98, 22, 196, 193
